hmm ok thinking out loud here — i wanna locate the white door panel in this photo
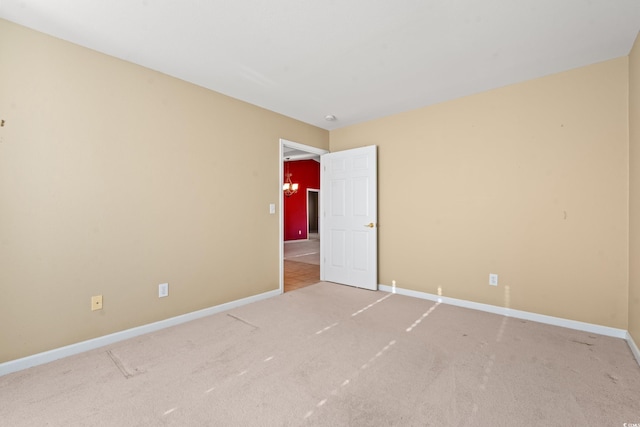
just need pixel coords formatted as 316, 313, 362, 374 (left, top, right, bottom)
320, 145, 377, 290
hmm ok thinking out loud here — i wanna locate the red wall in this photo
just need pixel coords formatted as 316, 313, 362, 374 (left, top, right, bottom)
284, 160, 320, 241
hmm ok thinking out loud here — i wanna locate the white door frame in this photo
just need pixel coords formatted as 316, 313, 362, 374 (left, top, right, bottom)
279, 139, 328, 293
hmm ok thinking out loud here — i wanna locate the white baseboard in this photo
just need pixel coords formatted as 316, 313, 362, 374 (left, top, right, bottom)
0, 289, 281, 377
628, 332, 640, 366
378, 284, 628, 339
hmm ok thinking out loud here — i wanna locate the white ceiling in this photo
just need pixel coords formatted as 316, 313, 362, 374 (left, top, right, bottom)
283, 145, 320, 162
2, 1, 640, 130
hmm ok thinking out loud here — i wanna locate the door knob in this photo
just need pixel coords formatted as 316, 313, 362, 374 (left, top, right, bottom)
364, 222, 375, 228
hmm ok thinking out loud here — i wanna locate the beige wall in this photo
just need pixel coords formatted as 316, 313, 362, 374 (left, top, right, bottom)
630, 32, 640, 345
331, 58, 629, 329
0, 19, 329, 363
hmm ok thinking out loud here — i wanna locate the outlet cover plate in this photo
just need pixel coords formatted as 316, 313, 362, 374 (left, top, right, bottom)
489, 274, 498, 286
159, 283, 169, 298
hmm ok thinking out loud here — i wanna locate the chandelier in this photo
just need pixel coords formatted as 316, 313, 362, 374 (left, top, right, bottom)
283, 161, 299, 197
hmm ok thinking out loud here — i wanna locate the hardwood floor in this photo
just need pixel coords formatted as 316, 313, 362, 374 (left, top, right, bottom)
284, 260, 320, 292
283, 234, 320, 292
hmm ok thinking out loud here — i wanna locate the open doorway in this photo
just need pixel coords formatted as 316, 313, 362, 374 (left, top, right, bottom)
280, 139, 327, 293
283, 164, 320, 291
307, 189, 319, 238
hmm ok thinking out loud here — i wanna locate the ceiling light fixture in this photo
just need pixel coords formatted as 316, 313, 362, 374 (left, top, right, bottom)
325, 114, 337, 121
283, 161, 299, 197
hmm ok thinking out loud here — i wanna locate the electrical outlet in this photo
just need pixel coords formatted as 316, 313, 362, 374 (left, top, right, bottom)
91, 295, 103, 311
489, 274, 498, 286
159, 283, 169, 298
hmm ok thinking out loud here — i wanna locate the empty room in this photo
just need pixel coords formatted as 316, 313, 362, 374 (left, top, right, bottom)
1, 1, 640, 425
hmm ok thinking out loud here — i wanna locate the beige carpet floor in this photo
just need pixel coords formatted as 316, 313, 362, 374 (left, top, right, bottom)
1, 282, 639, 426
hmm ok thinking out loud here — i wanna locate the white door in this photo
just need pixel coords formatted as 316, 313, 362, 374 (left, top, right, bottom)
320, 145, 377, 290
